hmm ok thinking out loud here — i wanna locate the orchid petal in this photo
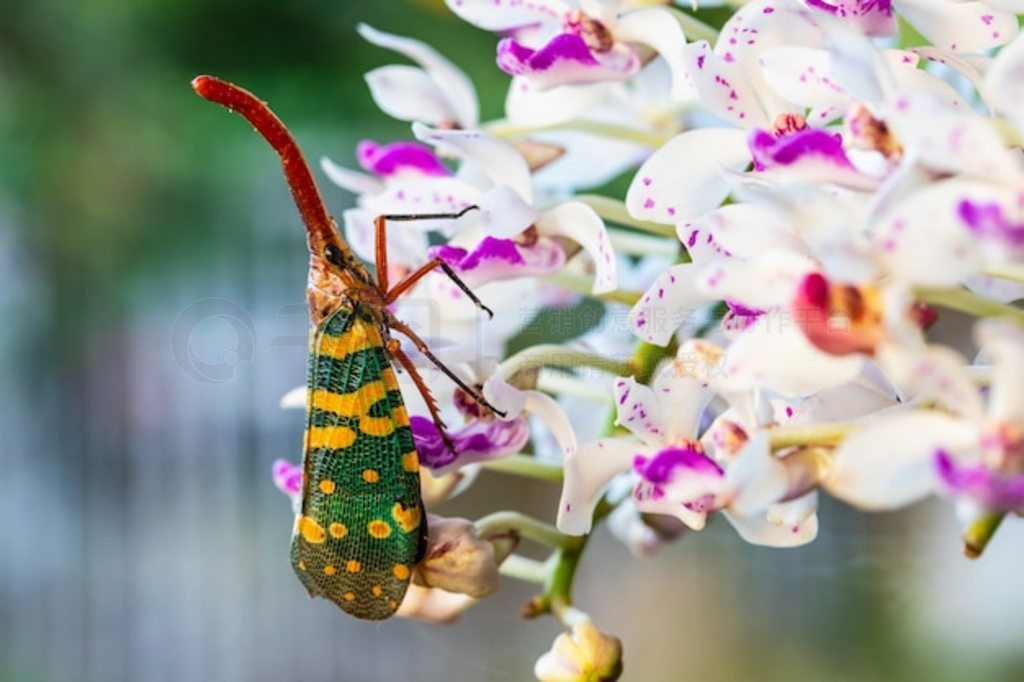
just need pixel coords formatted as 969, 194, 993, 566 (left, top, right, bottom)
343, 207, 431, 266
628, 263, 707, 346
358, 24, 479, 127
723, 431, 791, 516
412, 123, 534, 204
977, 320, 1024, 425
935, 451, 1024, 512
364, 65, 463, 127
412, 415, 530, 475
558, 438, 639, 535
272, 458, 302, 502
505, 77, 614, 127
696, 249, 818, 310
758, 47, 851, 110
883, 92, 1020, 181
320, 157, 384, 196
986, 32, 1024, 136
679, 204, 803, 263
879, 343, 985, 421
827, 411, 980, 510
613, 377, 667, 450
444, 0, 570, 32
896, 0, 1018, 53
614, 7, 692, 99
626, 128, 751, 224
721, 316, 865, 397
683, 40, 771, 129
801, 0, 897, 37
651, 358, 717, 443
535, 201, 617, 294
723, 506, 818, 547
356, 140, 450, 178
279, 385, 307, 410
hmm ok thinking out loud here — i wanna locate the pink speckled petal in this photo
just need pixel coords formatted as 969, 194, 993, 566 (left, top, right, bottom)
802, 0, 897, 37
897, 0, 1018, 53
558, 437, 640, 535
356, 140, 450, 178
684, 40, 771, 128
871, 178, 1013, 287
428, 235, 566, 288
884, 92, 1018, 180
758, 47, 851, 110
358, 24, 479, 127
535, 201, 617, 295
625, 128, 750, 224
612, 377, 667, 450
627, 263, 708, 346
723, 506, 818, 547
696, 249, 818, 311
679, 204, 803, 264
272, 459, 303, 502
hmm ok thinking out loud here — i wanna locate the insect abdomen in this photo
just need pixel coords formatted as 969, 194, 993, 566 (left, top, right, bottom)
291, 306, 425, 620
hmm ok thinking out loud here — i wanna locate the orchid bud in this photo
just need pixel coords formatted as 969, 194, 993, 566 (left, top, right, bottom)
534, 622, 624, 682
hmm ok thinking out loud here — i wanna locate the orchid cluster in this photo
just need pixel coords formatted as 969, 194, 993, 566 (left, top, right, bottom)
272, 1, 1024, 679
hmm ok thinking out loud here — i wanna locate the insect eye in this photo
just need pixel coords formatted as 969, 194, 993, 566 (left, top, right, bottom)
323, 245, 343, 266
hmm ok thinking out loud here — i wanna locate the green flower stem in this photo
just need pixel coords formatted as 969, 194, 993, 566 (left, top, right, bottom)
769, 423, 859, 451
488, 119, 672, 148
607, 227, 679, 258
983, 263, 1024, 284
543, 272, 644, 306
575, 195, 677, 237
915, 287, 1024, 327
499, 554, 550, 585
476, 511, 581, 551
537, 369, 610, 403
498, 344, 635, 382
964, 512, 1005, 559
479, 455, 564, 483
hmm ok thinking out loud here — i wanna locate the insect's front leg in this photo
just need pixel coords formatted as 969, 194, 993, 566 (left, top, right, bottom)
386, 338, 456, 456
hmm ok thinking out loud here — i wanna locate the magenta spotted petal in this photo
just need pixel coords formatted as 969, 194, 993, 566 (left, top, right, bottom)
935, 449, 1024, 512
272, 458, 303, 501
803, 0, 897, 37
496, 33, 639, 89
749, 128, 854, 172
412, 415, 530, 474
428, 235, 566, 288
633, 446, 724, 505
356, 140, 450, 178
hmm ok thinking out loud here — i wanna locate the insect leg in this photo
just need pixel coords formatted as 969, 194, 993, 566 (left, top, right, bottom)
385, 258, 494, 319
386, 319, 507, 418
386, 338, 456, 455
372, 206, 479, 292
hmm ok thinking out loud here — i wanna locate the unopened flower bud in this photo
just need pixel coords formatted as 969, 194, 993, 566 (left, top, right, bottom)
534, 622, 623, 682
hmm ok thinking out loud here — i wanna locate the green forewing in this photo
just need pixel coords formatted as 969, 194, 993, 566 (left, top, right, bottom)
291, 304, 424, 620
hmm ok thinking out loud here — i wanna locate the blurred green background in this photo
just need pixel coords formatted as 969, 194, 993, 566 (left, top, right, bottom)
1, 1, 1023, 681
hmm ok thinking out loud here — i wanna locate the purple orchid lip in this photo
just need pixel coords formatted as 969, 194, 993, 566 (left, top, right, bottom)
958, 199, 1024, 251
749, 127, 855, 172
427, 236, 566, 287
356, 140, 449, 178
935, 449, 1024, 512
497, 33, 598, 76
803, 0, 896, 37
272, 458, 302, 499
411, 415, 529, 472
633, 446, 723, 485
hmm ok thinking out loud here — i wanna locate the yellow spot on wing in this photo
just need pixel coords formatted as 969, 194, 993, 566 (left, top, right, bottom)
323, 565, 337, 576
298, 516, 326, 544
402, 451, 419, 473
362, 469, 380, 484
393, 564, 410, 581
329, 522, 348, 539
343, 592, 356, 602
346, 560, 361, 573
368, 520, 393, 539
392, 503, 421, 534
372, 585, 383, 597
306, 426, 357, 450
318, 480, 336, 494
311, 382, 387, 418
297, 561, 306, 571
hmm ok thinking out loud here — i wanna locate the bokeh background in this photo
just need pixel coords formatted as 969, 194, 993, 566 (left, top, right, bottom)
1, 1, 1023, 680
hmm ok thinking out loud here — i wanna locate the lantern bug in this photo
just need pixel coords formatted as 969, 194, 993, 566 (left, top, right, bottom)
192, 75, 502, 620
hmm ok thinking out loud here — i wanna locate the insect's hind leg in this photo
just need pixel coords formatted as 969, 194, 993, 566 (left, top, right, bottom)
386, 319, 507, 419
387, 338, 456, 455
